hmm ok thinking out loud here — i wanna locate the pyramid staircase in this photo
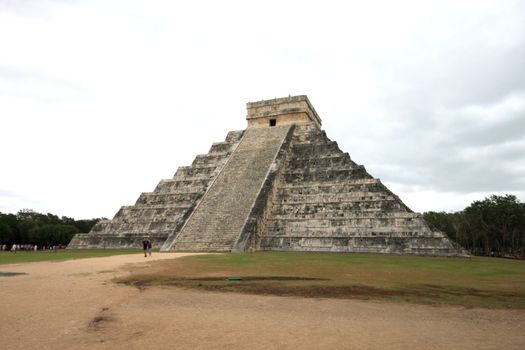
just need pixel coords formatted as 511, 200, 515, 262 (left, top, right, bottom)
165, 125, 293, 251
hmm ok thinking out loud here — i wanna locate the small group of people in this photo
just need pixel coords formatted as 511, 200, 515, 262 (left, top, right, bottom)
142, 238, 152, 257
1, 244, 42, 253
1, 244, 65, 254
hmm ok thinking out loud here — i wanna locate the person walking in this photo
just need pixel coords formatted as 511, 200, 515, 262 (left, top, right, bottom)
147, 239, 152, 257
142, 238, 150, 257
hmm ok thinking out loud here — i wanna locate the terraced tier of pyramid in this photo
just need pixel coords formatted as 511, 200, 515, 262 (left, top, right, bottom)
68, 96, 468, 257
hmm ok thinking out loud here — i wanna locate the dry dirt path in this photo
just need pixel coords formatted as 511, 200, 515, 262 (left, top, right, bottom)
1, 253, 524, 350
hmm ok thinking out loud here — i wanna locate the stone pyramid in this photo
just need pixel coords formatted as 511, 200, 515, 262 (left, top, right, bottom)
68, 96, 468, 257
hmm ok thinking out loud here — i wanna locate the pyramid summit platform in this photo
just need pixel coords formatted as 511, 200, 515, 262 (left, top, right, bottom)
68, 95, 468, 257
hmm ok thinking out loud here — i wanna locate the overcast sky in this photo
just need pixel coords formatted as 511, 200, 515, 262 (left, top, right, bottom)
1, 0, 524, 219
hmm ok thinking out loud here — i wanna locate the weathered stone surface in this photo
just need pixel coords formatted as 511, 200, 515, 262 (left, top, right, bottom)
68, 96, 468, 257
258, 123, 467, 256
247, 95, 321, 128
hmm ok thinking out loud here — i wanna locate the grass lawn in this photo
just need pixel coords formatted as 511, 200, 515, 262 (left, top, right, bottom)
119, 252, 525, 309
0, 249, 142, 265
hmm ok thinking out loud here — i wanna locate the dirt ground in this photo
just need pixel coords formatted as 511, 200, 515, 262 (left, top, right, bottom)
1, 253, 524, 350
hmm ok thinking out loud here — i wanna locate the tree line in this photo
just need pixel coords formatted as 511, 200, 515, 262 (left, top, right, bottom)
0, 209, 102, 248
424, 194, 525, 258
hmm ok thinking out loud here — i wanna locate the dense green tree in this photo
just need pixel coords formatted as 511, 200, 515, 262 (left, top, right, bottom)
0, 210, 102, 247
0, 213, 19, 244
425, 194, 525, 257
0, 222, 14, 245
73, 218, 102, 233
30, 224, 79, 247
463, 195, 525, 255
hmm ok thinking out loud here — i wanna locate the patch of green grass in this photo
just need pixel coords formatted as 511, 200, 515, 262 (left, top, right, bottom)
0, 249, 142, 265
119, 252, 525, 309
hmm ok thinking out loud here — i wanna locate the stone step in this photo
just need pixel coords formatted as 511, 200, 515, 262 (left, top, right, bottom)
191, 154, 230, 167
152, 187, 206, 195
267, 225, 435, 236
268, 212, 422, 220
171, 242, 233, 252
259, 236, 459, 255
273, 200, 408, 214
270, 211, 418, 220
209, 141, 236, 154
116, 203, 194, 212
282, 167, 372, 183
276, 178, 381, 189
267, 216, 426, 229
225, 130, 245, 142
282, 165, 365, 175
112, 215, 187, 224
112, 209, 188, 222
173, 165, 219, 179
276, 183, 387, 196
67, 233, 167, 250
285, 154, 356, 168
135, 192, 202, 206
155, 178, 210, 191
274, 193, 397, 203
97, 222, 152, 234
291, 125, 321, 136
290, 142, 342, 156
264, 231, 438, 239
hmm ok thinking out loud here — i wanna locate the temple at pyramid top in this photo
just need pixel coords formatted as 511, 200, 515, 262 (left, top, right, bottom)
246, 95, 322, 129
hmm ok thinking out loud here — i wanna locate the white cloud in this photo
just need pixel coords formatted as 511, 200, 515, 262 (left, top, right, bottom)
1, 0, 524, 218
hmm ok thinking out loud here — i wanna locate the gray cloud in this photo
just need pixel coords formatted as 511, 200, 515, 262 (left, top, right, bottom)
346, 5, 525, 198
453, 113, 525, 147
360, 98, 525, 194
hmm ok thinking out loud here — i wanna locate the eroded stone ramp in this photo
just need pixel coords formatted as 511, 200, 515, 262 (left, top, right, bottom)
167, 125, 292, 252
